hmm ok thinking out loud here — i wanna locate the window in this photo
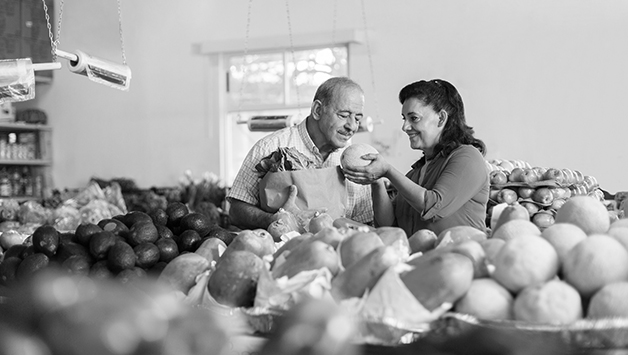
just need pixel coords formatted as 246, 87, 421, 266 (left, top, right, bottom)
224, 45, 349, 184
199, 29, 364, 185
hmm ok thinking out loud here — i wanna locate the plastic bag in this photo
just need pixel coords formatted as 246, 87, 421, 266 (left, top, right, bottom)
18, 200, 52, 225
67, 181, 107, 208
254, 260, 334, 312
102, 182, 127, 214
0, 59, 36, 104
53, 205, 82, 232
79, 199, 121, 225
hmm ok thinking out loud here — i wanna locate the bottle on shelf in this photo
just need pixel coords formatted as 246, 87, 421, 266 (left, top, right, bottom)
0, 134, 7, 160
22, 167, 33, 197
34, 174, 43, 198
10, 167, 21, 196
0, 168, 11, 197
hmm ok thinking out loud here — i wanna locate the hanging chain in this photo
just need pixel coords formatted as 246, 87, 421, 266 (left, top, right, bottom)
236, 0, 254, 118
284, 0, 301, 114
331, 0, 338, 49
42, 0, 64, 62
360, 0, 379, 121
117, 0, 127, 65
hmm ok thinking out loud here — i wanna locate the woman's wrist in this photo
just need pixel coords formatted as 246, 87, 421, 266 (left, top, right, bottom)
371, 178, 387, 189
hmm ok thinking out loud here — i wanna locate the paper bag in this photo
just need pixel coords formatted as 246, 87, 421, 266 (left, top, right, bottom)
259, 166, 348, 220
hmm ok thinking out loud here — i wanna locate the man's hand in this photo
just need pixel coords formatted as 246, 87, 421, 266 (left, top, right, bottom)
279, 185, 327, 231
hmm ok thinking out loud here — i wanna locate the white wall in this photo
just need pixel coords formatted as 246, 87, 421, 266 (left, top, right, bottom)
19, 0, 628, 193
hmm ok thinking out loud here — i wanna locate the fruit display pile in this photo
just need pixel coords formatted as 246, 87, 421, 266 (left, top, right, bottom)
0, 202, 236, 286
485, 159, 606, 230
1, 143, 628, 350
1, 192, 628, 348
451, 196, 628, 329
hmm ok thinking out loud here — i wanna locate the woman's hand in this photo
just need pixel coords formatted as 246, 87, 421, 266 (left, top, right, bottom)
342, 153, 389, 185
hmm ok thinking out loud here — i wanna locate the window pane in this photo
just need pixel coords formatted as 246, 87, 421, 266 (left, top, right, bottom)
228, 46, 348, 110
287, 46, 348, 105
228, 52, 285, 108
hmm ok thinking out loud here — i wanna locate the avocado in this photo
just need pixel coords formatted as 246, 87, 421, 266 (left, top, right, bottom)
97, 219, 129, 238
107, 241, 137, 273
177, 229, 202, 253
119, 211, 153, 228
133, 242, 160, 269
126, 221, 159, 246
89, 231, 117, 260
62, 255, 91, 276
0, 256, 22, 286
155, 238, 179, 263
20, 245, 36, 259
55, 241, 91, 264
156, 225, 174, 239
75, 223, 103, 246
16, 253, 49, 281
4, 244, 27, 259
32, 225, 60, 258
89, 260, 114, 280
59, 232, 77, 245
207, 225, 237, 246
180, 212, 214, 237
116, 267, 147, 284
166, 202, 189, 228
149, 208, 169, 226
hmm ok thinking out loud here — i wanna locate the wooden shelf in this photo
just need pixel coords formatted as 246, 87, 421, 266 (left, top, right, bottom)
0, 123, 51, 131
0, 159, 52, 166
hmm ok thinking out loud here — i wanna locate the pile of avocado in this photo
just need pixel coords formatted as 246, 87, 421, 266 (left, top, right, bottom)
0, 202, 237, 286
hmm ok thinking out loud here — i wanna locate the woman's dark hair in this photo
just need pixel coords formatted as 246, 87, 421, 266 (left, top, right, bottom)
398, 79, 486, 156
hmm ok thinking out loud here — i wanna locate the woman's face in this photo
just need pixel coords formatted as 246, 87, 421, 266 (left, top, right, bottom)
401, 97, 445, 155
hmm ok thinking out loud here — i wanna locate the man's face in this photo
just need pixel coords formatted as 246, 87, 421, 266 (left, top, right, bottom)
317, 87, 365, 149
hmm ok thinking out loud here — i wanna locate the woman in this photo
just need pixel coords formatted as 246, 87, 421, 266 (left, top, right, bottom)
343, 79, 489, 237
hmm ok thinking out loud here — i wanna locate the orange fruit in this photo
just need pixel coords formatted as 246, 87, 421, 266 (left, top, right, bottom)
609, 218, 628, 230
587, 281, 628, 319
540, 223, 587, 265
491, 234, 559, 293
454, 278, 514, 321
513, 280, 582, 324
479, 238, 505, 266
554, 196, 610, 235
562, 234, 628, 297
607, 227, 628, 251
340, 143, 378, 169
491, 219, 541, 241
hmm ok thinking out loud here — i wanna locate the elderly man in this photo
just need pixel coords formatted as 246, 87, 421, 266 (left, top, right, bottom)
227, 76, 374, 230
